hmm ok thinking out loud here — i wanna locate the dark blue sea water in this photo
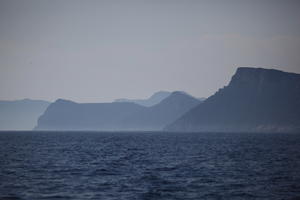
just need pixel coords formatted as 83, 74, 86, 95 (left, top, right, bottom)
0, 131, 300, 200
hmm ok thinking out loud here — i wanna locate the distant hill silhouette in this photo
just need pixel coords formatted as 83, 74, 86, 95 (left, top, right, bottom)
122, 91, 201, 130
0, 99, 50, 130
35, 91, 201, 131
35, 99, 145, 130
165, 67, 300, 133
114, 91, 171, 107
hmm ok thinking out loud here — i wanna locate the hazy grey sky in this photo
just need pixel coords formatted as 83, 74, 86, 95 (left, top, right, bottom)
1, 0, 300, 102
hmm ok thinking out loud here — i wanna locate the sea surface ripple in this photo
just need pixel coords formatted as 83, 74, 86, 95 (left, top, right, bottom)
0, 131, 300, 200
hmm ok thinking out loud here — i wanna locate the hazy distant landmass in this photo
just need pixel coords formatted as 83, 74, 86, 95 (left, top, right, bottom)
114, 91, 171, 107
3, 67, 299, 132
121, 91, 201, 130
0, 99, 50, 130
35, 100, 145, 131
35, 91, 201, 131
165, 67, 300, 133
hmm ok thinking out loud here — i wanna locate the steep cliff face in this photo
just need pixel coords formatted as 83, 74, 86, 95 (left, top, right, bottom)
35, 99, 146, 130
165, 67, 300, 132
35, 92, 200, 131
0, 99, 50, 130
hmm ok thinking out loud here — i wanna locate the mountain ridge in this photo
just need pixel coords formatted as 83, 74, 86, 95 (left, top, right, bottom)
165, 67, 300, 133
114, 91, 171, 107
35, 91, 201, 131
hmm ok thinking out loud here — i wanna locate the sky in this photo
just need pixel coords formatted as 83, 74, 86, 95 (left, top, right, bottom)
1, 0, 300, 102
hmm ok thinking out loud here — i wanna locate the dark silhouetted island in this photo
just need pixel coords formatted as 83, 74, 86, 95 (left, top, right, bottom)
35, 91, 201, 131
165, 67, 300, 133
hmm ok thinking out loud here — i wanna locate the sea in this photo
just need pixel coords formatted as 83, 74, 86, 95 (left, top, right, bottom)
0, 131, 300, 200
